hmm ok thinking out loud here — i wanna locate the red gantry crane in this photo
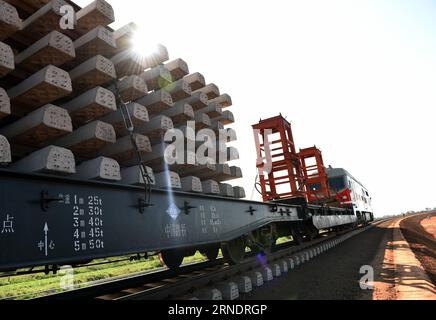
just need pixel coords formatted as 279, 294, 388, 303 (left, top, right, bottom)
253, 115, 333, 206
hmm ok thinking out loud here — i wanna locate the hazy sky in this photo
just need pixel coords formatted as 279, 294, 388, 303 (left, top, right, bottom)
76, 0, 436, 216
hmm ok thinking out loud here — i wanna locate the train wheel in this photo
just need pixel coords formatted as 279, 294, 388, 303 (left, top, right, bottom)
248, 225, 276, 255
222, 237, 246, 265
160, 249, 185, 269
202, 246, 220, 261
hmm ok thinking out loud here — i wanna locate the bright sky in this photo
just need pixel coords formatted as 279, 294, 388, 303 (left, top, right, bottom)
76, 0, 436, 216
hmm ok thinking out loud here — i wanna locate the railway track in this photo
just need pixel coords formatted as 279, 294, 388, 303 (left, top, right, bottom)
35, 221, 384, 300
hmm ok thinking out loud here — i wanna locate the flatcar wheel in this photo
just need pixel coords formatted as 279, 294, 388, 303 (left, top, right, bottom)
292, 229, 304, 245
160, 249, 185, 269
202, 247, 220, 261
222, 237, 246, 265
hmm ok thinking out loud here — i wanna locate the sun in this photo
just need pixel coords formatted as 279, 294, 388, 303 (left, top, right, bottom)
131, 30, 161, 58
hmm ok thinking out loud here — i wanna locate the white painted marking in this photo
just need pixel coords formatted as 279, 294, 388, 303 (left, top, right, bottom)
166, 203, 181, 220
1, 214, 14, 234
44, 223, 49, 257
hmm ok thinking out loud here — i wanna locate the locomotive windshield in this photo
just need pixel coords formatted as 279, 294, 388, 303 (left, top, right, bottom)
328, 176, 346, 192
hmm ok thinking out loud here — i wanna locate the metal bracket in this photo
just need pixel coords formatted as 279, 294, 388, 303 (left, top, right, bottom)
180, 201, 197, 215
130, 253, 142, 261
137, 198, 154, 214
115, 80, 153, 209
246, 206, 257, 216
40, 191, 63, 212
44, 265, 59, 275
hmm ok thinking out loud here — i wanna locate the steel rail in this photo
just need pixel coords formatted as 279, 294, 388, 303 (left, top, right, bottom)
34, 238, 322, 300
115, 221, 387, 300
115, 232, 349, 300
36, 259, 223, 300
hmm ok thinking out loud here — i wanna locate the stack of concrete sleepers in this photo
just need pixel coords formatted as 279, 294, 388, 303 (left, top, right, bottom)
0, 0, 244, 198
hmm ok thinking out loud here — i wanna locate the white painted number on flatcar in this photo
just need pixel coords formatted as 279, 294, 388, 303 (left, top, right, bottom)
210, 206, 223, 234
199, 205, 208, 234
197, 205, 223, 235
72, 195, 105, 252
165, 223, 187, 239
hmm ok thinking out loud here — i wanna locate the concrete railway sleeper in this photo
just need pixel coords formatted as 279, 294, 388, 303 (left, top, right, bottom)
97, 224, 377, 300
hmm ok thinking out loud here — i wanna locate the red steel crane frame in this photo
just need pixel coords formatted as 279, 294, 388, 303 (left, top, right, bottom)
299, 146, 331, 203
253, 115, 331, 204
252, 115, 305, 202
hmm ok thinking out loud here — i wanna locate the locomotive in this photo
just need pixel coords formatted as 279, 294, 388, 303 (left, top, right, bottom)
327, 167, 374, 224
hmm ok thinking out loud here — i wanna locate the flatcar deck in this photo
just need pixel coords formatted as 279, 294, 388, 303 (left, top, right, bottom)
0, 168, 303, 272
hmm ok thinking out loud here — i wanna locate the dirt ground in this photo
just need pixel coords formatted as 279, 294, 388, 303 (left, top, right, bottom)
369, 219, 398, 300
400, 213, 436, 284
